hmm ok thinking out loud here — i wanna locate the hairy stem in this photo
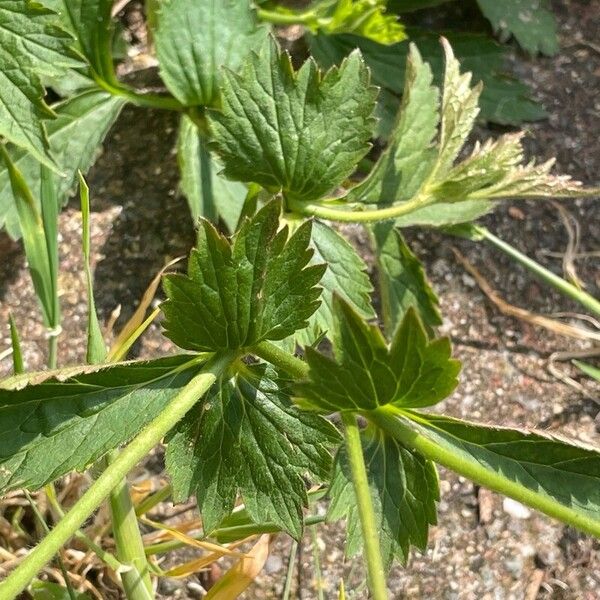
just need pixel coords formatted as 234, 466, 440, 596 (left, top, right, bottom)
0, 352, 234, 599
341, 413, 388, 600
106, 451, 154, 600
475, 225, 600, 317
370, 407, 600, 539
285, 195, 433, 223
256, 7, 316, 26
94, 75, 184, 112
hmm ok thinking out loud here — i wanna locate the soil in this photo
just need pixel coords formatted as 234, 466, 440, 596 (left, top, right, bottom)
0, 0, 598, 598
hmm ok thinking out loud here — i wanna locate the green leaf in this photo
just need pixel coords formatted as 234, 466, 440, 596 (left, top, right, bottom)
347, 43, 439, 204
298, 220, 375, 345
79, 174, 106, 364
476, 0, 558, 56
328, 426, 438, 567
0, 147, 56, 329
208, 37, 377, 202
573, 360, 600, 382
310, 30, 546, 128
430, 131, 600, 202
8, 314, 24, 375
309, 0, 406, 45
372, 222, 441, 337
155, 0, 268, 106
166, 363, 340, 537
31, 580, 91, 600
54, 0, 117, 82
297, 298, 460, 412
162, 200, 326, 352
381, 411, 600, 537
0, 355, 207, 494
0, 0, 80, 167
0, 89, 126, 239
434, 38, 482, 179
177, 114, 247, 232
392, 198, 494, 227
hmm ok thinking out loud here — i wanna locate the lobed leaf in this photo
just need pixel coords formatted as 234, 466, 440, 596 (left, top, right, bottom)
298, 220, 375, 345
155, 0, 268, 106
208, 37, 377, 202
347, 43, 439, 205
0, 89, 126, 239
166, 363, 340, 537
0, 355, 206, 494
297, 298, 460, 412
329, 426, 438, 567
0, 0, 81, 166
310, 30, 546, 129
372, 222, 441, 336
162, 200, 326, 352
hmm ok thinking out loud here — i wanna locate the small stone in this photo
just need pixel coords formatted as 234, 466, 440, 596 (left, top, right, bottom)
503, 498, 531, 519
504, 556, 523, 578
264, 554, 283, 574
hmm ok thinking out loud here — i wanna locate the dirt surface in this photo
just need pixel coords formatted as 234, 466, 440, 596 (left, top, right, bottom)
1, 0, 599, 598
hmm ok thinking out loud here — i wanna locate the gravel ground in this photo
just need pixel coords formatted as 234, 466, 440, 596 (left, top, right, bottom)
0, 1, 598, 598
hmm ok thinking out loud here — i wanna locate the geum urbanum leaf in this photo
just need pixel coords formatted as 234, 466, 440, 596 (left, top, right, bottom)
310, 29, 546, 129
0, 89, 126, 239
371, 221, 441, 336
0, 0, 81, 167
166, 363, 340, 538
162, 200, 326, 352
296, 297, 460, 413
297, 220, 375, 345
208, 36, 377, 203
0, 355, 207, 494
346, 40, 597, 227
328, 425, 438, 568
374, 411, 600, 538
155, 0, 268, 106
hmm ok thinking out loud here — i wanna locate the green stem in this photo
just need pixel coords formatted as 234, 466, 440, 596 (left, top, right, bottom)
370, 407, 600, 539
0, 352, 234, 600
281, 540, 298, 600
254, 341, 308, 379
285, 195, 432, 223
93, 76, 184, 112
256, 7, 316, 26
475, 225, 600, 318
45, 488, 124, 573
106, 451, 154, 600
47, 335, 58, 370
341, 413, 388, 600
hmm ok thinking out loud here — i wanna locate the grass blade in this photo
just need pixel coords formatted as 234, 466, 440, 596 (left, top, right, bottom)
8, 314, 24, 375
79, 173, 106, 364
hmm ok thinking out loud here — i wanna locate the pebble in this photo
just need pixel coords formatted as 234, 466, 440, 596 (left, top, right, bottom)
502, 498, 531, 519
264, 554, 284, 574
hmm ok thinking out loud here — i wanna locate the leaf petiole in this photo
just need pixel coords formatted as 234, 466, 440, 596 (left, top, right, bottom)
341, 413, 388, 600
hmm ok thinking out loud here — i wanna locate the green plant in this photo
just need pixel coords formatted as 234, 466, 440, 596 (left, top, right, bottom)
0, 2, 598, 599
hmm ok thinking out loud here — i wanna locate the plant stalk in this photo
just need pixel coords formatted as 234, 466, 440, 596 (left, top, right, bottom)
285, 195, 433, 223
341, 413, 388, 600
475, 225, 600, 317
0, 352, 234, 600
370, 407, 600, 539
106, 450, 154, 600
256, 7, 316, 26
